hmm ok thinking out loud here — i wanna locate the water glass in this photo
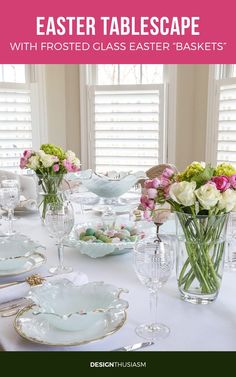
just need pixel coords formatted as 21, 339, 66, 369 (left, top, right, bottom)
45, 197, 74, 274
134, 235, 173, 341
0, 179, 20, 236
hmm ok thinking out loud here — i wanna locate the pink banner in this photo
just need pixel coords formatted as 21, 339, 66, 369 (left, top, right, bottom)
0, 0, 235, 63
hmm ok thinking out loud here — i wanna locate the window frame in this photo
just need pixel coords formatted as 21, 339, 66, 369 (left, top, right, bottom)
0, 64, 48, 151
79, 64, 177, 170
206, 64, 236, 165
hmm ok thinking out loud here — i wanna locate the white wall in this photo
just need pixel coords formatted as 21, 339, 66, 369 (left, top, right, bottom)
43, 64, 210, 171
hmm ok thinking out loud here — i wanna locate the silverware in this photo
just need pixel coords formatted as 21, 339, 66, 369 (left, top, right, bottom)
111, 341, 154, 352
0, 297, 32, 313
0, 274, 49, 289
0, 300, 33, 317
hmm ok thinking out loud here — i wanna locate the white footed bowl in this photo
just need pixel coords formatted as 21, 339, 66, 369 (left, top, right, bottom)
28, 280, 129, 332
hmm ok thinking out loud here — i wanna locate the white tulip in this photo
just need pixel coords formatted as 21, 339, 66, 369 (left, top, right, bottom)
195, 183, 221, 210
218, 189, 236, 212
169, 181, 196, 207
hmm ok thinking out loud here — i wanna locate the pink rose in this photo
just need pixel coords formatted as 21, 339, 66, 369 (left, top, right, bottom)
53, 164, 60, 172
229, 174, 236, 189
63, 159, 72, 171
162, 167, 174, 179
23, 150, 32, 159
147, 188, 157, 199
211, 176, 230, 192
71, 164, 80, 172
20, 157, 27, 169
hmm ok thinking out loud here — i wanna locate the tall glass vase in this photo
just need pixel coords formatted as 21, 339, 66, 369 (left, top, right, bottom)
175, 212, 229, 304
37, 174, 65, 221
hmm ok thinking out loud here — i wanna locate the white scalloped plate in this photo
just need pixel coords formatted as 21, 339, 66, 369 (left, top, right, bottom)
14, 305, 127, 346
0, 252, 46, 277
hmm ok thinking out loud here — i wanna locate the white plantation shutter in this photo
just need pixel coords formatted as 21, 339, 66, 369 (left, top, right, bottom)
0, 88, 32, 172
216, 80, 236, 165
88, 85, 164, 172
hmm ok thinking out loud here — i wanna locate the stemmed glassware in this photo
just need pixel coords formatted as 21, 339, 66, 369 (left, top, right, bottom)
133, 235, 173, 341
0, 179, 20, 236
45, 195, 74, 274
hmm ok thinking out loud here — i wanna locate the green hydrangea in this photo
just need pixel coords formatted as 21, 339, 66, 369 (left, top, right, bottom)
40, 144, 66, 160
214, 163, 236, 177
177, 161, 205, 182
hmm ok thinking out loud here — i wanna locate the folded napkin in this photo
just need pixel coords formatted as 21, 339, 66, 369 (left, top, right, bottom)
0, 271, 88, 305
16, 197, 38, 212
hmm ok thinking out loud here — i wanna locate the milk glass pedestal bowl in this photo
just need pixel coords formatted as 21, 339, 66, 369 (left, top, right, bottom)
80, 171, 146, 204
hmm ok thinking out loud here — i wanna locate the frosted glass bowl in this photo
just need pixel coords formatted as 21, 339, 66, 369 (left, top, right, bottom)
0, 234, 44, 270
28, 280, 129, 331
64, 222, 143, 258
80, 171, 146, 198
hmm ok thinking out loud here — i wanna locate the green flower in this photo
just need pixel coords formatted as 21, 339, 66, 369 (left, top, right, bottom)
40, 144, 66, 160
214, 163, 236, 177
177, 161, 205, 182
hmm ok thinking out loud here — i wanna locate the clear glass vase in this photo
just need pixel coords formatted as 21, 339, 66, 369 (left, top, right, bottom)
175, 212, 229, 304
36, 174, 65, 221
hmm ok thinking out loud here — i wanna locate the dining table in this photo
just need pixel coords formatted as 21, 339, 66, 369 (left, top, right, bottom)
1, 204, 236, 352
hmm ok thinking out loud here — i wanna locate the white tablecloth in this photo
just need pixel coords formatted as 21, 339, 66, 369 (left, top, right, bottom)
1, 210, 236, 352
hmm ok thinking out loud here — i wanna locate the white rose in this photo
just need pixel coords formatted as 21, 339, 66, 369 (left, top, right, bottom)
41, 154, 55, 168
169, 181, 196, 206
218, 189, 236, 212
65, 150, 76, 162
27, 155, 39, 170
38, 150, 46, 159
195, 183, 221, 210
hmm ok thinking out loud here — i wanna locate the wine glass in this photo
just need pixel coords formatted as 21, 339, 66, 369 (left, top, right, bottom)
45, 197, 74, 274
0, 179, 20, 236
133, 235, 173, 341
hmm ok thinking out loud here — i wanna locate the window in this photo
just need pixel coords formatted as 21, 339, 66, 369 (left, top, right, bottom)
80, 64, 176, 173
207, 64, 236, 166
0, 64, 47, 173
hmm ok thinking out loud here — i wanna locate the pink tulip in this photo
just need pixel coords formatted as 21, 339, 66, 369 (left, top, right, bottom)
144, 179, 155, 189
152, 177, 161, 188
229, 174, 236, 189
160, 177, 171, 188
23, 150, 32, 159
143, 210, 152, 221
53, 164, 60, 172
20, 157, 27, 169
140, 195, 155, 210
147, 188, 157, 199
162, 167, 174, 179
211, 176, 230, 192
